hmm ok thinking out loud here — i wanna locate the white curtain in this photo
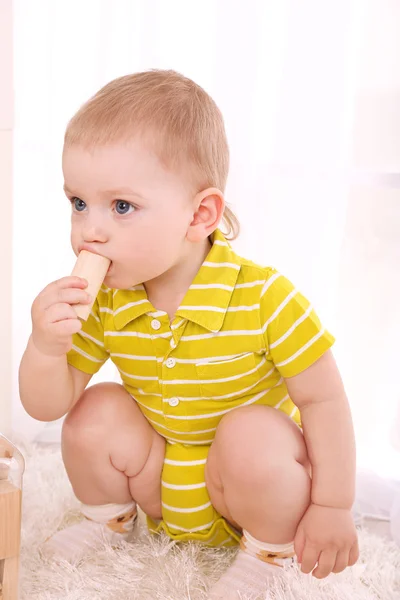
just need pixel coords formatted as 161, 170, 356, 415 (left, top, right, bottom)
12, 0, 400, 507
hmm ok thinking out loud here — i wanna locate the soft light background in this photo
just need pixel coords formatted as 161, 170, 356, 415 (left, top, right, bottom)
9, 0, 400, 491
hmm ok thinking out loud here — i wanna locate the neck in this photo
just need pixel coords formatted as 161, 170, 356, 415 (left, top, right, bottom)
144, 237, 212, 319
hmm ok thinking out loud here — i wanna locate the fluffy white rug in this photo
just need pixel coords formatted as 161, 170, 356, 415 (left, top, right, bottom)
15, 440, 400, 599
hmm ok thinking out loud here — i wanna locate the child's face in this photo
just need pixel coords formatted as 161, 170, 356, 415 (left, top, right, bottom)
63, 140, 197, 289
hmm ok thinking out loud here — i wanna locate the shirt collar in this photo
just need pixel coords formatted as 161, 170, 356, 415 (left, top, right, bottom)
175, 229, 240, 332
111, 229, 241, 332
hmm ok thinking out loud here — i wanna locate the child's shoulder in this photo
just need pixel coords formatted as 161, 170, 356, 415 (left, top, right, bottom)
231, 248, 295, 300
231, 248, 278, 285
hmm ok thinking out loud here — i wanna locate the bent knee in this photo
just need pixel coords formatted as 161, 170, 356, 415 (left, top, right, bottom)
213, 405, 308, 479
62, 382, 131, 443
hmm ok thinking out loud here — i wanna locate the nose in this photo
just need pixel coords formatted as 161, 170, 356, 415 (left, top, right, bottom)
81, 215, 108, 245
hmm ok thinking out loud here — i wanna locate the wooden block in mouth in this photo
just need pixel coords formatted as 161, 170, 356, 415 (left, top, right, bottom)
71, 251, 111, 321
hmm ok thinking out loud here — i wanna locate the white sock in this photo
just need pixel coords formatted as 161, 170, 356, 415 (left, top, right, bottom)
207, 529, 295, 599
41, 501, 137, 562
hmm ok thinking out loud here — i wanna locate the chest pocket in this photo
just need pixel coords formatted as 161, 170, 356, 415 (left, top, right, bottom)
195, 352, 261, 400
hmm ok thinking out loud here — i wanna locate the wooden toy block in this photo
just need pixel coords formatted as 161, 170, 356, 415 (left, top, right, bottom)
71, 251, 111, 321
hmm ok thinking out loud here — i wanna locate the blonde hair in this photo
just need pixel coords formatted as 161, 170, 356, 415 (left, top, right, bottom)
64, 69, 239, 240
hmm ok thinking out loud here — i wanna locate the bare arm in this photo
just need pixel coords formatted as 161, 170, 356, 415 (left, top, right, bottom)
19, 335, 92, 422
285, 350, 356, 510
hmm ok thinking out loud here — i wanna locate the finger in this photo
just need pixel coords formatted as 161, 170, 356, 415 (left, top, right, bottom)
51, 318, 82, 337
332, 549, 350, 574
45, 303, 81, 324
54, 288, 91, 307
348, 540, 360, 566
312, 548, 337, 579
294, 528, 306, 564
46, 276, 88, 293
300, 544, 319, 575
36, 278, 89, 310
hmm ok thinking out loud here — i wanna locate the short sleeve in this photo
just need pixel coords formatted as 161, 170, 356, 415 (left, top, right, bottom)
260, 269, 335, 378
67, 298, 109, 374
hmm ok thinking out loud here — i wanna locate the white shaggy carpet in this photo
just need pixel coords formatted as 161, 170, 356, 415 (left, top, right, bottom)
14, 440, 400, 599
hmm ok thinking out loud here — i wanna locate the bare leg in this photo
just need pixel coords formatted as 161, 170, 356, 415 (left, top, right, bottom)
205, 406, 311, 599
62, 382, 165, 519
206, 405, 310, 543
42, 383, 165, 561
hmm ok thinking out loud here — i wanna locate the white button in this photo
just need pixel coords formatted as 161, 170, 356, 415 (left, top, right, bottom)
165, 358, 176, 368
151, 319, 161, 330
168, 397, 179, 407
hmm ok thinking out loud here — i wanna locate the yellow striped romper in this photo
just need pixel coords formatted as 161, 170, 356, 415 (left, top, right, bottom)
67, 229, 334, 548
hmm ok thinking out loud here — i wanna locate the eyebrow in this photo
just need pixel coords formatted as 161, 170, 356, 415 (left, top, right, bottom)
63, 185, 145, 199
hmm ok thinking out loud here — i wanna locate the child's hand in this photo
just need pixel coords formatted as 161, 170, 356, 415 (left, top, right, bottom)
294, 503, 359, 578
31, 276, 91, 357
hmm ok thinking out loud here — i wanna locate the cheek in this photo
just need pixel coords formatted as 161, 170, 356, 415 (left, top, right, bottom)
70, 228, 80, 251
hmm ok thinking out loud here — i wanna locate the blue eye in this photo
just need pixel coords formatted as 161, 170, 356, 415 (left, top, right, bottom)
73, 197, 86, 212
115, 201, 135, 215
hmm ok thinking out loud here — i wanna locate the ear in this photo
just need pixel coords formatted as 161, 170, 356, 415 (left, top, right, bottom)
187, 187, 225, 243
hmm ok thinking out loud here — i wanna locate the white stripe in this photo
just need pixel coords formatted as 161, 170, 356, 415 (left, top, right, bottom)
71, 345, 104, 363
261, 272, 281, 297
180, 329, 262, 341
262, 289, 298, 332
135, 388, 163, 398
164, 458, 207, 466
112, 352, 262, 366
171, 319, 186, 330
217, 535, 233, 547
179, 305, 225, 313
190, 283, 234, 291
105, 331, 172, 339
165, 385, 282, 421
274, 393, 289, 409
99, 307, 114, 314
162, 481, 207, 490
203, 262, 240, 270
112, 353, 158, 361
270, 304, 313, 349
113, 285, 144, 295
114, 299, 148, 315
206, 528, 223, 547
134, 399, 164, 415
148, 310, 167, 318
290, 405, 298, 418
79, 330, 105, 348
166, 436, 214, 445
165, 520, 215, 533
180, 352, 264, 365
161, 364, 274, 402
118, 368, 158, 381
180, 304, 260, 314
103, 328, 262, 342
145, 416, 217, 436
161, 356, 266, 385
275, 329, 326, 368
236, 280, 264, 289
213, 240, 230, 247
162, 501, 212, 513
227, 304, 259, 312
90, 310, 100, 323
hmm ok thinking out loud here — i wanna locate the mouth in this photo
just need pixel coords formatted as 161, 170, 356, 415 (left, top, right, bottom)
77, 245, 112, 266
